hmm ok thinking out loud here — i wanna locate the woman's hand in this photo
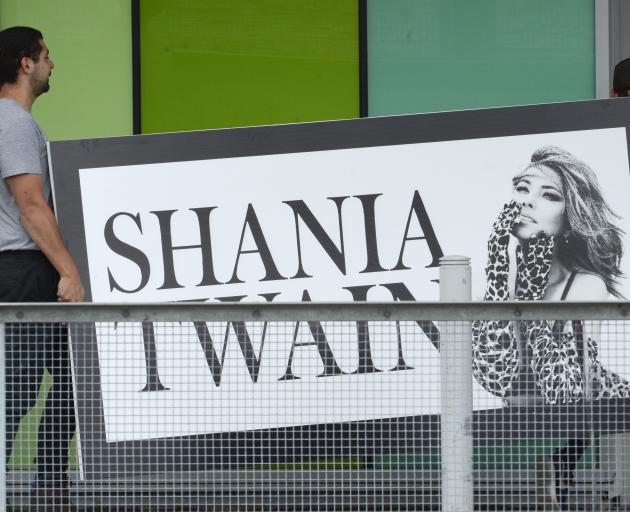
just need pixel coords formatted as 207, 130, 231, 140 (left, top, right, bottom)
483, 201, 521, 301
473, 201, 523, 399
515, 232, 554, 301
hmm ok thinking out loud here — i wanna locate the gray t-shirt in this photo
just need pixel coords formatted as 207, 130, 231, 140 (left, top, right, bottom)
0, 98, 51, 251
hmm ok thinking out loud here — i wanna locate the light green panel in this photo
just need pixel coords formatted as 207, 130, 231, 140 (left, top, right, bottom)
140, 0, 359, 133
0, 0, 133, 469
368, 0, 595, 116
0, 0, 133, 139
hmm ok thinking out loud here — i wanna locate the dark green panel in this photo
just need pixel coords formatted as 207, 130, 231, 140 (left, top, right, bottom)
368, 0, 595, 116
140, 0, 359, 133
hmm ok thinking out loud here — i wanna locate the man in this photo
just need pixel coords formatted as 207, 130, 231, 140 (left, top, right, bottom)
612, 57, 630, 97
0, 26, 84, 507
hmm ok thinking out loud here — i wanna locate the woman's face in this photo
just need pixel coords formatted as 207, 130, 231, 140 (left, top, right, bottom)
512, 165, 567, 240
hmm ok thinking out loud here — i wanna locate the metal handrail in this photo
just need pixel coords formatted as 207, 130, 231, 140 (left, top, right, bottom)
1, 299, 628, 511
0, 300, 626, 322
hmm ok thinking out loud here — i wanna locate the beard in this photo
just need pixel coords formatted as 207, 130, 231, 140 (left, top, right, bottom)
36, 79, 50, 96
32, 74, 50, 97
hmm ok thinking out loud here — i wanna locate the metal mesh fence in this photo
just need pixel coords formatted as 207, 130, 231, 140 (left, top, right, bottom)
1, 303, 629, 511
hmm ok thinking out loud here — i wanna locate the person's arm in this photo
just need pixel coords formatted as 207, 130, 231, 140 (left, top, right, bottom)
527, 273, 630, 404
472, 201, 522, 398
511, 232, 584, 405
6, 173, 84, 302
472, 319, 519, 398
526, 321, 584, 404
586, 336, 630, 399
527, 273, 630, 403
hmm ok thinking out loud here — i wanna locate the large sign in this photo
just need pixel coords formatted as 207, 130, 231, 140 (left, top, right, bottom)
49, 99, 630, 478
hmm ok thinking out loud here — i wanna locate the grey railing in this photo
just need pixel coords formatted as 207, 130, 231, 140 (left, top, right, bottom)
0, 257, 629, 510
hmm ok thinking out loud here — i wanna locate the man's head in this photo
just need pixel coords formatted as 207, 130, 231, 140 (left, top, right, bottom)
0, 26, 53, 97
612, 57, 630, 97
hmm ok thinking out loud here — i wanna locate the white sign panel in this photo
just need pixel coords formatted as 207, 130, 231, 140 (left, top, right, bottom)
77, 127, 630, 442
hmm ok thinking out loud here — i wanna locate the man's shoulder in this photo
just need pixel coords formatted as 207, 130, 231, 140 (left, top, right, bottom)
0, 99, 39, 135
0, 98, 34, 124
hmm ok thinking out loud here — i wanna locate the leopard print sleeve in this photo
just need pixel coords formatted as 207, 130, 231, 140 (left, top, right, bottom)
526, 321, 584, 404
472, 202, 521, 398
472, 319, 519, 397
517, 234, 630, 403
585, 335, 630, 400
515, 233, 554, 302
512, 231, 585, 405
528, 323, 630, 404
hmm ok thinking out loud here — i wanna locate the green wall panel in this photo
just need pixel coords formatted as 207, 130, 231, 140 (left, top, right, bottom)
367, 0, 595, 116
0, 0, 133, 140
140, 0, 359, 133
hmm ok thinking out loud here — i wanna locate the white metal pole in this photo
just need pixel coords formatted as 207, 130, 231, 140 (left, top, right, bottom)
0, 323, 6, 512
595, 0, 611, 99
439, 255, 473, 512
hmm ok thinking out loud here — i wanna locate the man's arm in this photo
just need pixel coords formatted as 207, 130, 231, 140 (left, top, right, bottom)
6, 173, 84, 302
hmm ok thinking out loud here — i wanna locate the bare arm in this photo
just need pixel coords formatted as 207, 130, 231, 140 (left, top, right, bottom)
6, 173, 84, 302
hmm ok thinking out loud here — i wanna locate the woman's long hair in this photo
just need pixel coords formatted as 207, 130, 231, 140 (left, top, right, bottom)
513, 146, 624, 298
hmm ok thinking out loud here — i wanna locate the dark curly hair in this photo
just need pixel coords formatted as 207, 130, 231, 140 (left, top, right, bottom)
613, 57, 630, 97
0, 26, 43, 87
513, 146, 624, 298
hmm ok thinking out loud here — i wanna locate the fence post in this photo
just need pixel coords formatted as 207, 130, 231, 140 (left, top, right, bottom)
439, 255, 473, 512
0, 322, 5, 512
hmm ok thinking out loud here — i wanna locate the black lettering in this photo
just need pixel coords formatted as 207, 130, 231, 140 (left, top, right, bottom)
104, 212, 151, 294
139, 321, 169, 392
284, 197, 348, 278
189, 293, 277, 386
191, 207, 222, 286
355, 194, 388, 273
229, 204, 287, 284
279, 290, 347, 381
342, 284, 380, 374
381, 282, 440, 350
150, 207, 222, 290
392, 190, 444, 270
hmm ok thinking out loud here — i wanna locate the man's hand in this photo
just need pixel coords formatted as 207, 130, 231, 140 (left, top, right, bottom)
57, 274, 85, 302
6, 173, 85, 302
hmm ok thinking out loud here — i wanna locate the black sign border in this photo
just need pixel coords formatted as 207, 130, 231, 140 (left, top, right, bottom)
49, 99, 630, 479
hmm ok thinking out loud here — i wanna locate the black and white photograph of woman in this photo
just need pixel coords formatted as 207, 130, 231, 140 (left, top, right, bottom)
472, 146, 630, 509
